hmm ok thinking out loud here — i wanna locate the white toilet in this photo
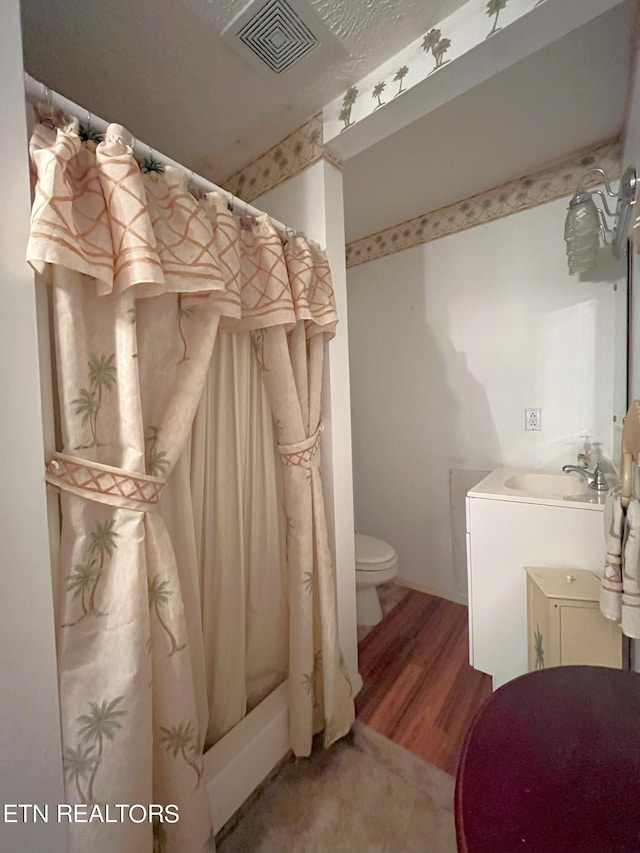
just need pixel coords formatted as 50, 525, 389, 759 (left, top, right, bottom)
355, 533, 399, 626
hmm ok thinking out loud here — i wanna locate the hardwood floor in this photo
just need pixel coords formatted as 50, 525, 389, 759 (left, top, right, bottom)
356, 589, 492, 776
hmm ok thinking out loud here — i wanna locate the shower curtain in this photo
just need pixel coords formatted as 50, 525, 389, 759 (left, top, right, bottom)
163, 330, 289, 748
27, 114, 354, 853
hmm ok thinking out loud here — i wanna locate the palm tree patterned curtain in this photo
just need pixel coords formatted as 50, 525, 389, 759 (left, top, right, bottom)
163, 202, 354, 755
29, 119, 231, 853
253, 237, 354, 755
27, 116, 354, 853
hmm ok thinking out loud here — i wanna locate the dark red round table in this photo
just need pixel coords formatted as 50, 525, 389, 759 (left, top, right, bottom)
455, 666, 640, 853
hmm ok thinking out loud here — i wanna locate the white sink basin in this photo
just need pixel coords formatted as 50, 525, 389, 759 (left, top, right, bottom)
504, 471, 589, 499
467, 467, 608, 509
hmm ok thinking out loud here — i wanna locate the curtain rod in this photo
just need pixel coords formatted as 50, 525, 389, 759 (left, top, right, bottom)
24, 72, 291, 236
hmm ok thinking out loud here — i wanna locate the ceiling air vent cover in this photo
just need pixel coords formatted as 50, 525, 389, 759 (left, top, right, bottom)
222, 0, 332, 75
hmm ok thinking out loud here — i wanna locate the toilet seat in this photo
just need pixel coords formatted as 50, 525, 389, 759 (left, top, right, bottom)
355, 533, 398, 572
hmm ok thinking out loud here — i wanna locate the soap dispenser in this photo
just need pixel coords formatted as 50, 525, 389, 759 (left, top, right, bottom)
577, 436, 592, 469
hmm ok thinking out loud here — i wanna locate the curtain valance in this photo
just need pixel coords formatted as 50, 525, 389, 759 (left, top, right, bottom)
27, 120, 338, 336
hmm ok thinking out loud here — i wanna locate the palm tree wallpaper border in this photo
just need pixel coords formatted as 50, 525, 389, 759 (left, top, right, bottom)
344, 138, 622, 269
223, 113, 341, 206
340, 87, 359, 131
486, 0, 510, 38
394, 66, 409, 97
330, 0, 547, 139
372, 81, 386, 110
422, 29, 451, 73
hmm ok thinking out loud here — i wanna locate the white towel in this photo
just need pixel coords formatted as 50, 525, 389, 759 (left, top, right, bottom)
622, 499, 640, 638
600, 487, 640, 638
600, 487, 624, 623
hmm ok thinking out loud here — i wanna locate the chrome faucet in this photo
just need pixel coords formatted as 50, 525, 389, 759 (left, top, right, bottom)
562, 464, 608, 491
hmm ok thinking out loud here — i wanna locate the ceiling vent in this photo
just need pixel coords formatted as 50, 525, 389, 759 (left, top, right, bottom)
222, 0, 334, 75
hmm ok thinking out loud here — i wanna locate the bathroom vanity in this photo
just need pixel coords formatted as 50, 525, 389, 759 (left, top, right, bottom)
465, 468, 606, 689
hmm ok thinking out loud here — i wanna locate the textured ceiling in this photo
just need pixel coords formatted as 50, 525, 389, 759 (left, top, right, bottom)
20, 0, 469, 181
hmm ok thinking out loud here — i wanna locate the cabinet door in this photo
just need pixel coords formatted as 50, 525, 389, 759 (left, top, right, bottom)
528, 576, 557, 670
559, 603, 622, 668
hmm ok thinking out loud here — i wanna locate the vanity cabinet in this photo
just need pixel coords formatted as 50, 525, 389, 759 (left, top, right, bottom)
525, 566, 622, 671
465, 468, 606, 690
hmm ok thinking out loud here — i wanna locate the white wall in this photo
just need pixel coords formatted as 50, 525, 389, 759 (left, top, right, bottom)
348, 196, 623, 603
0, 2, 67, 851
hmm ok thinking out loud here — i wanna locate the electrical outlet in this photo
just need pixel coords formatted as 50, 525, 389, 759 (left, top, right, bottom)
525, 408, 542, 431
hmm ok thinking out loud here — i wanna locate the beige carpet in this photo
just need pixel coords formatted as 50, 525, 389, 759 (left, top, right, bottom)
217, 722, 457, 853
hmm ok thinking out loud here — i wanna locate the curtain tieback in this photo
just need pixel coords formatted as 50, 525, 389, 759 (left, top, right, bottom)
278, 424, 323, 468
45, 452, 165, 512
